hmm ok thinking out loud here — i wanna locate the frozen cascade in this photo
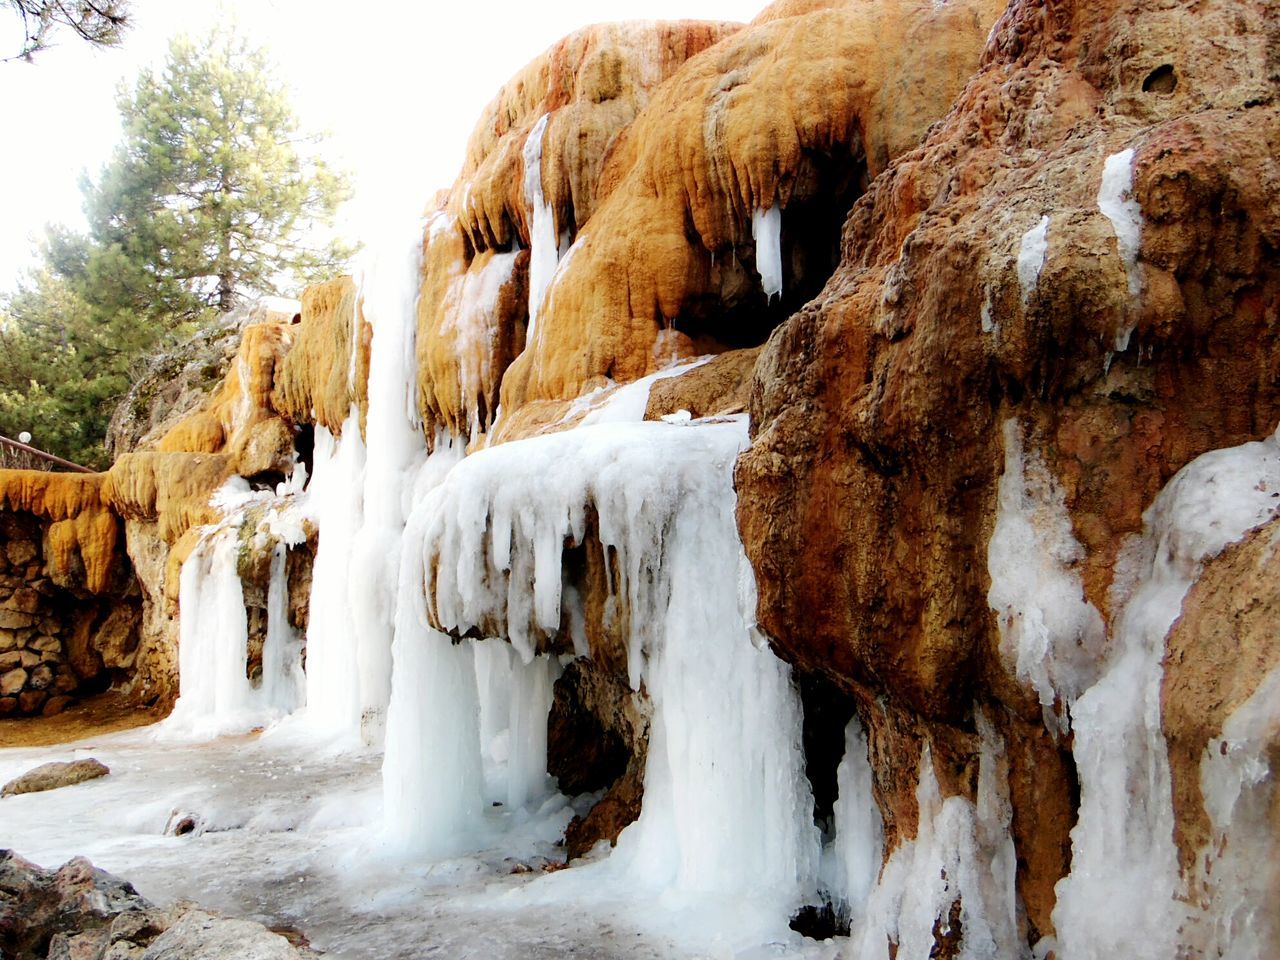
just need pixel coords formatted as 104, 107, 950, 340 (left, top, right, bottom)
161, 487, 308, 740
821, 717, 884, 929
523, 113, 560, 348
381, 434, 479, 854
752, 205, 783, 301
1016, 215, 1049, 306
414, 415, 820, 937
987, 419, 1105, 732
1053, 425, 1280, 960
854, 717, 1025, 960
348, 217, 430, 746
261, 540, 305, 714
1195, 665, 1280, 958
301, 416, 366, 740
164, 530, 254, 739
504, 652, 560, 811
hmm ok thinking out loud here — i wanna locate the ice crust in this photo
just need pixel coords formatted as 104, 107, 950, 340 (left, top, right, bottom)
1016, 215, 1049, 306
1097, 147, 1143, 347
987, 419, 1105, 731
523, 113, 562, 349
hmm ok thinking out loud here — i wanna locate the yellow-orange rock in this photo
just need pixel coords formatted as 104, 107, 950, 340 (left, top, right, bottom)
0, 471, 118, 594
272, 277, 368, 436
497, 0, 1002, 414
416, 21, 738, 440
157, 321, 297, 477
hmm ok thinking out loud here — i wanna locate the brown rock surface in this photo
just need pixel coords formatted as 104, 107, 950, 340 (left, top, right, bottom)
735, 0, 1280, 941
1163, 516, 1280, 879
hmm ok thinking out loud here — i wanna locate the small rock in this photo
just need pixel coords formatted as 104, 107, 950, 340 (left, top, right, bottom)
31, 635, 63, 655
6, 540, 37, 566
1, 666, 28, 695
29, 663, 55, 689
18, 689, 47, 713
1, 759, 110, 798
54, 671, 79, 693
0, 608, 35, 629
139, 910, 305, 960
43, 695, 74, 717
0, 696, 16, 715
0, 629, 17, 651
3, 587, 41, 614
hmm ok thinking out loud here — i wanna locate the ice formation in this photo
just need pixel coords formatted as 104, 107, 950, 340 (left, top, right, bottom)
752, 205, 784, 301
1196, 665, 1280, 958
853, 718, 1025, 960
1096, 147, 1143, 347
1053, 426, 1280, 959
987, 419, 1105, 730
523, 114, 562, 348
821, 717, 883, 929
161, 486, 307, 741
1016, 215, 1049, 306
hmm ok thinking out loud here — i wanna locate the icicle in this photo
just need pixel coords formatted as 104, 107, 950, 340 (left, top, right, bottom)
752, 205, 783, 301
1097, 147, 1143, 350
349, 216, 430, 747
523, 114, 559, 348
504, 653, 559, 811
821, 716, 884, 928
161, 530, 255, 740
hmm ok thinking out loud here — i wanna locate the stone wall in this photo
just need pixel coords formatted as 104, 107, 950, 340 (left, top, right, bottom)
0, 511, 141, 719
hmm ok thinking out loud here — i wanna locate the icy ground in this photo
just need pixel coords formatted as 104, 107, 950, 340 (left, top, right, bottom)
0, 719, 839, 960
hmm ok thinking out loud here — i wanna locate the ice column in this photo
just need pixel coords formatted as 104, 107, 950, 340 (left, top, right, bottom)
349, 218, 430, 746
822, 717, 884, 928
382, 447, 484, 856
260, 540, 305, 715
163, 530, 255, 739
302, 418, 366, 739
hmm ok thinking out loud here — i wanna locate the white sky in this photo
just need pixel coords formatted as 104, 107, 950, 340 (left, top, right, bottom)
0, 0, 761, 291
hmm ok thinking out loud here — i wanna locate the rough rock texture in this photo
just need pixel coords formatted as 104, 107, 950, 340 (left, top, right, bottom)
735, 0, 1280, 944
0, 505, 139, 718
1163, 516, 1280, 898
0, 851, 313, 960
1, 759, 109, 797
548, 659, 651, 858
106, 301, 300, 459
271, 277, 367, 437
416, 21, 739, 441
496, 0, 1002, 420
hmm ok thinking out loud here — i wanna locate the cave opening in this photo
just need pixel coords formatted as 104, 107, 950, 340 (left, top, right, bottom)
671, 148, 867, 353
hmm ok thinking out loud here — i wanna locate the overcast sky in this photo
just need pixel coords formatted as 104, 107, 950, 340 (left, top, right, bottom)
0, 0, 760, 291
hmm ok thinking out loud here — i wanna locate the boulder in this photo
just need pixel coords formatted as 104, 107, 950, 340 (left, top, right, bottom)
1, 759, 110, 798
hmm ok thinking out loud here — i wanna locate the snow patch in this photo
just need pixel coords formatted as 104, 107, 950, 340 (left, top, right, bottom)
1016, 215, 1050, 306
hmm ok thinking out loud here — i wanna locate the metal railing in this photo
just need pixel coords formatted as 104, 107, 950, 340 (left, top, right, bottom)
0, 434, 94, 473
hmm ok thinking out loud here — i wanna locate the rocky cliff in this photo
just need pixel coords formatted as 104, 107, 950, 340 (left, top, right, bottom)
2, 0, 1278, 956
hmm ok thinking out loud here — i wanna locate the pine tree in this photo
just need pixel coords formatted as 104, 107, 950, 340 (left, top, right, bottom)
1, 26, 353, 466
73, 28, 353, 319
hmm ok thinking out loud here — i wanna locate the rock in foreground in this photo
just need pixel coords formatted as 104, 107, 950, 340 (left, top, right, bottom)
1, 759, 110, 798
0, 850, 313, 960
